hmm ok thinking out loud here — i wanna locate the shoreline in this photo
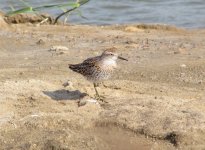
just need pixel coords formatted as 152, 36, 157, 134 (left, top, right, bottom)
0, 14, 205, 149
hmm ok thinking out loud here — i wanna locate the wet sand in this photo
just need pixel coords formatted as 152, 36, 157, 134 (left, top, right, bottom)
0, 14, 205, 149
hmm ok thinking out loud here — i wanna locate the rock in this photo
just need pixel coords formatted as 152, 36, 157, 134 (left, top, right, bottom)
180, 64, 187, 68
173, 51, 180, 54
78, 100, 87, 107
50, 46, 69, 51
5, 13, 54, 24
36, 39, 45, 45
62, 80, 74, 89
49, 45, 69, 55
0, 11, 8, 29
86, 99, 98, 103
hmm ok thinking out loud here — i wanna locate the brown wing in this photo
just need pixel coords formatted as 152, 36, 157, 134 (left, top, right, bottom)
69, 56, 100, 76
82, 55, 100, 63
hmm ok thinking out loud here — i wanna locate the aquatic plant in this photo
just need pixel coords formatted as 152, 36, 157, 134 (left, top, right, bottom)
6, 0, 89, 24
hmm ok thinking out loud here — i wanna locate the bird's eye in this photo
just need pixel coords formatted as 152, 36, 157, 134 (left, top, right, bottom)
110, 54, 114, 55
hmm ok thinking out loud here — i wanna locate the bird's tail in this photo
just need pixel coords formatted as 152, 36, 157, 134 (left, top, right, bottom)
69, 64, 80, 73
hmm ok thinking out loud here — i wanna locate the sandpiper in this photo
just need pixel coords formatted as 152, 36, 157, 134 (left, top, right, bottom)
69, 47, 128, 100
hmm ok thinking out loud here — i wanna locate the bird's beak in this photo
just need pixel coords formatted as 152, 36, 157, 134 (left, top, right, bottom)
118, 56, 128, 61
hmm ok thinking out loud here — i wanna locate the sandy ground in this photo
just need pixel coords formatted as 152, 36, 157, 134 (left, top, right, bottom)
0, 14, 205, 149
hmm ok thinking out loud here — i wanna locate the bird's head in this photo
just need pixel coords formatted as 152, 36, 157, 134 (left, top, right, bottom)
101, 47, 128, 61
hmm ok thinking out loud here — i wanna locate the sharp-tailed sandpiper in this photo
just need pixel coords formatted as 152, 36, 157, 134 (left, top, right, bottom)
69, 47, 128, 100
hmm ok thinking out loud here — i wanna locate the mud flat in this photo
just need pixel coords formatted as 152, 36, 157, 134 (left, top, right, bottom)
0, 14, 205, 149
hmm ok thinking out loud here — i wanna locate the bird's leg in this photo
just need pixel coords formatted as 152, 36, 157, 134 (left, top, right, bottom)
93, 83, 107, 102
93, 83, 100, 97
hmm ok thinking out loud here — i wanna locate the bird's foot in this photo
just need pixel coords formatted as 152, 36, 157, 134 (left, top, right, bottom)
94, 95, 108, 103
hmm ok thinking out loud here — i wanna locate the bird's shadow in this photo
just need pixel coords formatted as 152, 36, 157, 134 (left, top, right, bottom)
43, 89, 87, 101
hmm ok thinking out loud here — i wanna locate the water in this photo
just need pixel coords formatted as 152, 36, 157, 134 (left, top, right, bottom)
0, 0, 205, 28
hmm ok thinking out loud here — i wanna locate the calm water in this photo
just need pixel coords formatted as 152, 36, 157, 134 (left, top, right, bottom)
0, 0, 205, 28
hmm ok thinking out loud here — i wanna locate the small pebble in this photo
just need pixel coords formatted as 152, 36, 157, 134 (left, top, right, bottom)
36, 39, 45, 45
50, 45, 69, 51
78, 100, 87, 107
180, 64, 187, 68
62, 80, 73, 89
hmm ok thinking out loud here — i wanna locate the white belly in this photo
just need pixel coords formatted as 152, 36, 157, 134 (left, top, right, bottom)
102, 59, 117, 69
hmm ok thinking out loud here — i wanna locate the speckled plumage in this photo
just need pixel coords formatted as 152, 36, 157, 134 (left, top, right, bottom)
69, 48, 128, 99
70, 52, 114, 81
